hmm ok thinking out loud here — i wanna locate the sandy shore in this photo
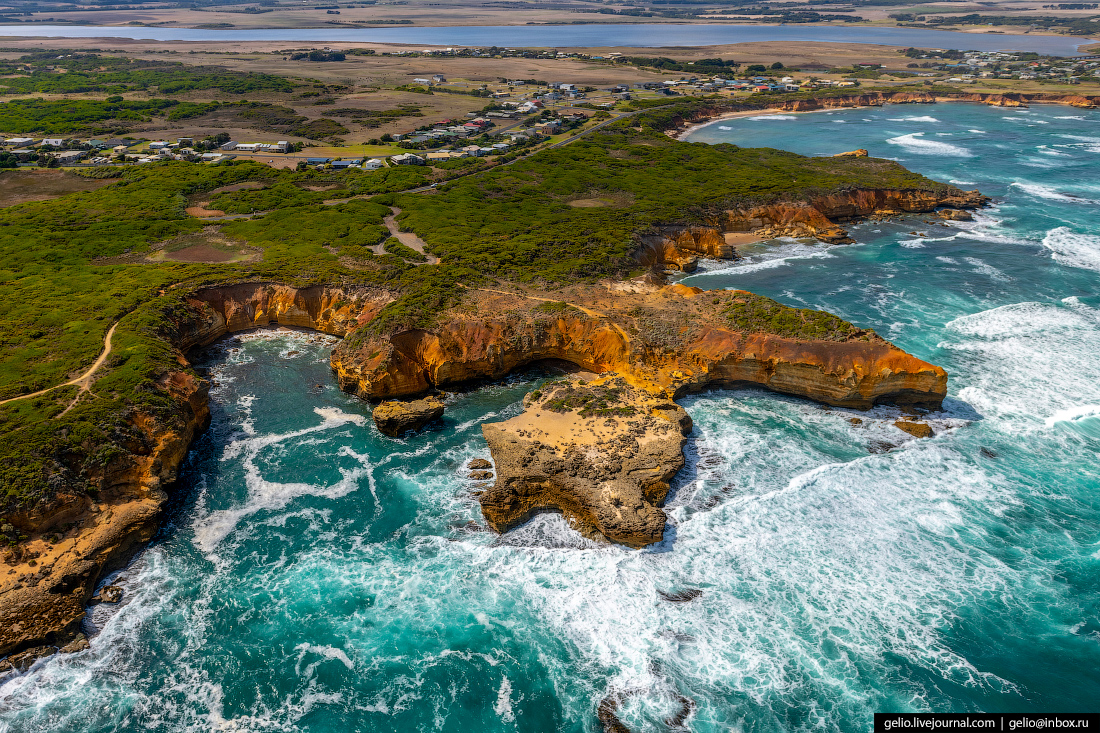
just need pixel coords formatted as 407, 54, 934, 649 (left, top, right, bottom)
673, 94, 1099, 141
671, 108, 792, 140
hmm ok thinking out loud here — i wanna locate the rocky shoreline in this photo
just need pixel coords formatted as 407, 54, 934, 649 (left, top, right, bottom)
0, 176, 985, 672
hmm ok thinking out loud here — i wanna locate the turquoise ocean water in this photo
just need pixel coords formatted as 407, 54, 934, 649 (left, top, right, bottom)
1, 103, 1098, 731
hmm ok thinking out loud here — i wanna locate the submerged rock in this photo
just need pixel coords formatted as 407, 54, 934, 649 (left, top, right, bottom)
894, 420, 933, 439
373, 396, 444, 437
467, 458, 492, 470
658, 588, 703, 603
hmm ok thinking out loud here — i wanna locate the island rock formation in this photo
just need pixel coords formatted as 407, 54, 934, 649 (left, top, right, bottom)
373, 396, 445, 436
480, 378, 692, 547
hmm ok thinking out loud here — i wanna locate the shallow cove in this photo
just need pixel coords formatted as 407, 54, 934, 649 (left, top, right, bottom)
2, 103, 1100, 731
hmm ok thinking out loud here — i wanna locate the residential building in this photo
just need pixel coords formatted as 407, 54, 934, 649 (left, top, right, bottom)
391, 153, 425, 165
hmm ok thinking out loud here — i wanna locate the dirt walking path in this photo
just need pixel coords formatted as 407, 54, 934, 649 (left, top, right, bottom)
0, 322, 117, 407
384, 207, 440, 264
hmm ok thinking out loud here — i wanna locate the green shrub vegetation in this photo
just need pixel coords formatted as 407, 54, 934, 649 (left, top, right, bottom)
542, 382, 636, 418
0, 97, 179, 135
719, 291, 870, 342
396, 121, 947, 282
0, 106, 952, 518
209, 181, 336, 213
382, 238, 428, 262
0, 52, 295, 96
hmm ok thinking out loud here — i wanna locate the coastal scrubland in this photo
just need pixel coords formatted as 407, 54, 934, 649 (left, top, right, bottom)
0, 100, 955, 520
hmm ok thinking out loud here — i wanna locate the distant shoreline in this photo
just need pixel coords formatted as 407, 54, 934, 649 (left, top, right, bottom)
673, 93, 1099, 141
0, 23, 1093, 56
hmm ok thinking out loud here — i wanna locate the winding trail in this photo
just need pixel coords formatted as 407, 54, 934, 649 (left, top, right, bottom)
383, 207, 440, 264
0, 322, 117, 407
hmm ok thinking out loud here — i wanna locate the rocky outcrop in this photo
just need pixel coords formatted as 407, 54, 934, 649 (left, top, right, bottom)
373, 396, 444, 436
834, 149, 869, 157
334, 286, 948, 410
895, 420, 933, 438
480, 378, 692, 547
0, 370, 209, 668
938, 208, 973, 221
635, 186, 987, 263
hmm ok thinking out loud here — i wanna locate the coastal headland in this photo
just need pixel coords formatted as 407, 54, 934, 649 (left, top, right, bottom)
0, 99, 989, 672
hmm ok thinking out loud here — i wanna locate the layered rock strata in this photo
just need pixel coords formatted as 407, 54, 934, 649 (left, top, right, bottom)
0, 371, 209, 668
0, 186, 966, 660
373, 396, 445, 436
174, 282, 393, 350
334, 287, 948, 409
636, 187, 988, 263
480, 378, 692, 547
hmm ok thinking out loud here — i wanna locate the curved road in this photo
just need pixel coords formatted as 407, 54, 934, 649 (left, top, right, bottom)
0, 322, 117, 407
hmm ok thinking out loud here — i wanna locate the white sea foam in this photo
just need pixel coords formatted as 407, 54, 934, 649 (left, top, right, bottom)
494, 676, 516, 723
747, 115, 796, 121
690, 240, 835, 278
943, 300, 1100, 429
1041, 227, 1100, 272
717, 125, 732, 130
885, 132, 973, 157
1045, 404, 1100, 427
1010, 182, 1100, 205
964, 256, 1010, 282
949, 180, 977, 186
887, 116, 939, 122
294, 643, 355, 675
967, 129, 986, 134
194, 407, 371, 555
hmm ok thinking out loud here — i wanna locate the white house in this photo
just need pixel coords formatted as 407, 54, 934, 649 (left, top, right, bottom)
363, 158, 385, 170
390, 153, 425, 166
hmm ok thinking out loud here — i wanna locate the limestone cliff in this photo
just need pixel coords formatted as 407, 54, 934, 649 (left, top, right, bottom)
480, 378, 692, 547
770, 90, 1098, 114
635, 187, 988, 260
0, 372, 209, 668
333, 286, 947, 410
174, 282, 393, 350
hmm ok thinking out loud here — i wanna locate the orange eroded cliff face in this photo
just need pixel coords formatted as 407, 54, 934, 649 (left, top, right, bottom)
333, 286, 948, 410
176, 282, 393, 350
675, 328, 947, 407
772, 91, 1097, 114
332, 307, 633, 399
636, 187, 988, 262
0, 372, 209, 665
